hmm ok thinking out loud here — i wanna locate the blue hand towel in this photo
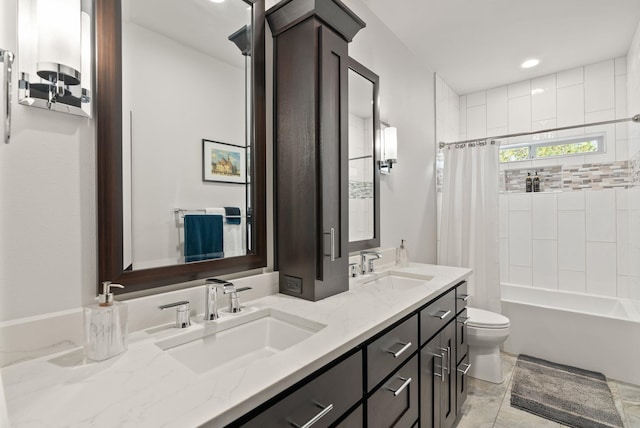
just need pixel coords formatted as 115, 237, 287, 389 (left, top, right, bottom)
223, 207, 242, 225
184, 214, 224, 262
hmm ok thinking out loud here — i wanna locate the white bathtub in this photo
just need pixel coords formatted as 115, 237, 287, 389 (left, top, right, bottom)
501, 283, 640, 386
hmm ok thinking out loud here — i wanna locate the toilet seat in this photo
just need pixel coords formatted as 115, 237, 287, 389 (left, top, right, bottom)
467, 307, 510, 329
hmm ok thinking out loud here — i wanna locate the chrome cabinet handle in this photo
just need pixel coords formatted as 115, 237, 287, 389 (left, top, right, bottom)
439, 346, 450, 375
289, 402, 333, 428
330, 228, 335, 262
458, 363, 471, 375
386, 376, 412, 397
432, 309, 451, 320
433, 351, 446, 382
457, 293, 469, 301
1, 49, 14, 144
457, 316, 470, 325
385, 341, 412, 358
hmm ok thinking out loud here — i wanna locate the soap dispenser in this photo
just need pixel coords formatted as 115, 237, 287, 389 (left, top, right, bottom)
84, 281, 128, 361
397, 239, 409, 268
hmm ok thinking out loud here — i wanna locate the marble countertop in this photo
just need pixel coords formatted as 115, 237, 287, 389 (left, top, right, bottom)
1, 263, 470, 428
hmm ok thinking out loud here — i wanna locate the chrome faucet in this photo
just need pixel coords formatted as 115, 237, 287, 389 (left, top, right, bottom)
159, 301, 191, 328
360, 250, 382, 275
205, 278, 252, 320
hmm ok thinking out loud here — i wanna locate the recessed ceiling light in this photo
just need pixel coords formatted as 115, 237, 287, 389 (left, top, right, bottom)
209, 0, 224, 3
531, 88, 545, 95
521, 59, 540, 69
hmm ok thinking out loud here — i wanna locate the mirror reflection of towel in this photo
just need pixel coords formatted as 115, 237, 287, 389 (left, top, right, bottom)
224, 206, 241, 224
206, 207, 244, 257
184, 214, 224, 262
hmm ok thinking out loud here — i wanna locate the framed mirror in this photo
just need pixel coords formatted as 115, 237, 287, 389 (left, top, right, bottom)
347, 57, 380, 252
97, 0, 266, 294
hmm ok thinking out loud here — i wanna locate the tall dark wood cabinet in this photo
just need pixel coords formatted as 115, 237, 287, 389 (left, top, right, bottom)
267, 0, 365, 301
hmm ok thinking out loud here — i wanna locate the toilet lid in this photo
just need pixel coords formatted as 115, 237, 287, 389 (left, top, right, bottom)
466, 307, 510, 328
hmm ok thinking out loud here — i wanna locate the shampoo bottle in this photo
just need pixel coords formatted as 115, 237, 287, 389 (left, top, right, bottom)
397, 239, 409, 268
533, 171, 540, 192
84, 281, 128, 361
525, 173, 533, 192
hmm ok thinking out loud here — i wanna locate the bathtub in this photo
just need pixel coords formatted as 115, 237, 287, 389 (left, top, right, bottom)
501, 283, 640, 386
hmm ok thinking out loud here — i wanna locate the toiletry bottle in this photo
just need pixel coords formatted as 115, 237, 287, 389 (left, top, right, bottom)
397, 239, 409, 268
84, 281, 128, 361
533, 171, 540, 192
525, 173, 533, 192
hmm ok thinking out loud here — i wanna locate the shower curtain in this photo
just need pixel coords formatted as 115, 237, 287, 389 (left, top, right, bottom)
439, 142, 502, 313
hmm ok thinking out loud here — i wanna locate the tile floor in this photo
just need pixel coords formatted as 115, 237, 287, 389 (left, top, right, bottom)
455, 353, 640, 428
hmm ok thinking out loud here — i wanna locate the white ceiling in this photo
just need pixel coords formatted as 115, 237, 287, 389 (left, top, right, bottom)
361, 0, 640, 95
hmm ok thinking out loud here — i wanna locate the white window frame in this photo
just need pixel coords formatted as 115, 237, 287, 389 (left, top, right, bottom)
499, 133, 605, 163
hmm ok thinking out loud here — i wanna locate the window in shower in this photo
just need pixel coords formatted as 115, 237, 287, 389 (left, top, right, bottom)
499, 133, 604, 163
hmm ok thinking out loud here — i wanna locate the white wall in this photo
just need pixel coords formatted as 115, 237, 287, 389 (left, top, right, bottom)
626, 20, 640, 300
1, 0, 97, 322
342, 0, 437, 263
0, 0, 437, 322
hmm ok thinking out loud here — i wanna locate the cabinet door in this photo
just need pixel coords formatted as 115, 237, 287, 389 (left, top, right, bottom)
420, 321, 457, 428
456, 354, 471, 417
420, 334, 441, 428
456, 308, 468, 366
367, 355, 419, 428
317, 25, 348, 291
441, 321, 457, 428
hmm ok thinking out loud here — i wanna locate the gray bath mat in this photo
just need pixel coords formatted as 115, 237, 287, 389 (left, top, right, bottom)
511, 355, 623, 428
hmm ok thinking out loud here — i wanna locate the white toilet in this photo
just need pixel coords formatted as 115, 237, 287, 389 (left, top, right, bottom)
466, 307, 510, 384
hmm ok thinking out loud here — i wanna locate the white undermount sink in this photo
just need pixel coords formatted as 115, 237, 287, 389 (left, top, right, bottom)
363, 273, 433, 290
155, 308, 326, 374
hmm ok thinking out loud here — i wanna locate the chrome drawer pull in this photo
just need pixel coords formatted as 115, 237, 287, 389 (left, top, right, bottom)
457, 294, 469, 301
386, 376, 412, 397
386, 341, 412, 358
458, 363, 471, 375
289, 402, 334, 428
432, 309, 451, 320
457, 316, 470, 325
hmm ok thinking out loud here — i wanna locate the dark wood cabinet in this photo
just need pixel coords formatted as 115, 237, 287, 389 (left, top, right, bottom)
420, 289, 456, 345
367, 314, 418, 392
420, 313, 458, 428
267, 0, 365, 301
240, 351, 363, 428
367, 354, 419, 428
229, 281, 469, 428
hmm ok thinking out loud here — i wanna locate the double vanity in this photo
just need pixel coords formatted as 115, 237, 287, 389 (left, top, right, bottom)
1, 263, 470, 427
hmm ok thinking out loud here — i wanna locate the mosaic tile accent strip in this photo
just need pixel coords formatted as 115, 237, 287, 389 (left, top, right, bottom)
349, 180, 373, 199
562, 161, 631, 190
632, 151, 640, 187
504, 166, 563, 193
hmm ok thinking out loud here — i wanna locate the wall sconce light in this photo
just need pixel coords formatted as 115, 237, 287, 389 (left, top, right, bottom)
380, 126, 398, 174
18, 0, 93, 117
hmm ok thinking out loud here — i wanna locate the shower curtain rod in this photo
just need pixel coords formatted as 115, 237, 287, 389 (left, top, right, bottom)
438, 113, 640, 149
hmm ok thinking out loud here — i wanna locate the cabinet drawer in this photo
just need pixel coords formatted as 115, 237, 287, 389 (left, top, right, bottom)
456, 281, 469, 314
336, 404, 363, 427
456, 354, 471, 417
456, 308, 468, 365
242, 351, 363, 428
420, 288, 455, 345
367, 354, 419, 428
367, 314, 418, 391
